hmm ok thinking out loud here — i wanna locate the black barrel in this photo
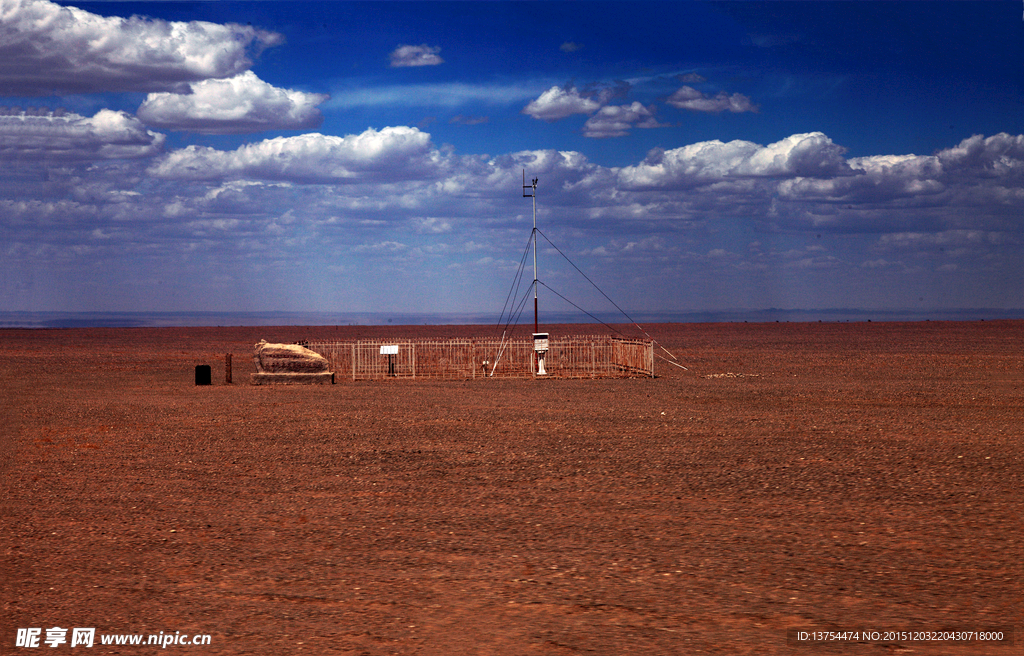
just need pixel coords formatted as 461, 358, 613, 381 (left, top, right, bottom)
195, 364, 212, 386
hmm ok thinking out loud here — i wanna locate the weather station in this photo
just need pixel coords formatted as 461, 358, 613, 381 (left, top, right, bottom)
523, 172, 549, 376
533, 332, 549, 376
297, 170, 666, 381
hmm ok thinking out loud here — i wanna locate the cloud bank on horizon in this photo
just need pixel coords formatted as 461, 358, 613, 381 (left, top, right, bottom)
2, 0, 1024, 316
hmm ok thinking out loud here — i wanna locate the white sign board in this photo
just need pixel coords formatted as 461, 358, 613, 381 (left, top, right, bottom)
380, 345, 399, 355
533, 333, 549, 352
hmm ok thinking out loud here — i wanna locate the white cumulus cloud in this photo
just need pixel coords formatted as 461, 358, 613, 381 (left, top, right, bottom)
0, 0, 283, 95
148, 126, 444, 183
778, 153, 945, 204
617, 132, 851, 190
583, 102, 669, 138
137, 71, 328, 134
776, 134, 1024, 208
666, 86, 758, 113
522, 85, 602, 121
937, 133, 1024, 180
0, 108, 165, 161
389, 44, 444, 67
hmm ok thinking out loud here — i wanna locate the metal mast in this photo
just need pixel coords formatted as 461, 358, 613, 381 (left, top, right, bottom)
523, 170, 538, 332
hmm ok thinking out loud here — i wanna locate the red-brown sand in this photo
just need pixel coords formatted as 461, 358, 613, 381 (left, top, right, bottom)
2, 321, 1021, 655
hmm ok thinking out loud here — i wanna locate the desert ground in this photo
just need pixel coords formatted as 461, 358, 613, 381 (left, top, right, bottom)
1, 321, 1021, 655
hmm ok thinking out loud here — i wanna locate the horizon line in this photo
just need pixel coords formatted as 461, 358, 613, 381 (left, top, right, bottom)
2, 308, 1023, 329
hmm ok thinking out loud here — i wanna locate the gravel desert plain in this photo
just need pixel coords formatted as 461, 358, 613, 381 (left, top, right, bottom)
2, 321, 1022, 655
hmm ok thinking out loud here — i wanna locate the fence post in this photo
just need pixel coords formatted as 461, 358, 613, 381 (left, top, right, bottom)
225, 353, 232, 384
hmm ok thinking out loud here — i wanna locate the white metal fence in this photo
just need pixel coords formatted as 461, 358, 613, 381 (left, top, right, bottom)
304, 335, 654, 380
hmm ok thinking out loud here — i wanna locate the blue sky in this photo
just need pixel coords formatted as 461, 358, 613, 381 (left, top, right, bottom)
3, 1, 1024, 318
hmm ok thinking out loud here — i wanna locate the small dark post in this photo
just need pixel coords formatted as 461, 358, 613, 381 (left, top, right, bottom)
195, 364, 212, 386
225, 353, 232, 384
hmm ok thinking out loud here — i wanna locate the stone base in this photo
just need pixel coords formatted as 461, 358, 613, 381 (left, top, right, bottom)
251, 372, 335, 385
